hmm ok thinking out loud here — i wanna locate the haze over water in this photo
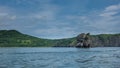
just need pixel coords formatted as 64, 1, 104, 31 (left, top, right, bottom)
0, 47, 120, 68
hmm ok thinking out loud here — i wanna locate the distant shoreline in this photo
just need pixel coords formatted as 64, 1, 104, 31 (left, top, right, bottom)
0, 30, 120, 47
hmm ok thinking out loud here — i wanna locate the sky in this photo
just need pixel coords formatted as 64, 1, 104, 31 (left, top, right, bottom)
0, 0, 120, 39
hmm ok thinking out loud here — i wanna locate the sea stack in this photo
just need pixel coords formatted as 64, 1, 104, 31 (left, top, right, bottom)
76, 33, 90, 48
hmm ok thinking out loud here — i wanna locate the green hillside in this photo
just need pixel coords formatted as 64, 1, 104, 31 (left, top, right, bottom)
0, 30, 55, 47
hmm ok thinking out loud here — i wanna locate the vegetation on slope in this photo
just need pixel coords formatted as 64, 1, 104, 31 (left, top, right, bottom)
0, 30, 54, 47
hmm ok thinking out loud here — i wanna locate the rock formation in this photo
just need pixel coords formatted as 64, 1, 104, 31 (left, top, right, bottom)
75, 33, 120, 47
76, 33, 90, 48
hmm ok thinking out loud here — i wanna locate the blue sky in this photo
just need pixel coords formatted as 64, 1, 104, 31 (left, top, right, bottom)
0, 0, 120, 39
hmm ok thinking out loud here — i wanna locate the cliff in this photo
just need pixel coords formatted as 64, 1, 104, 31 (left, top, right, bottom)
90, 34, 120, 47
75, 33, 90, 48
72, 33, 120, 47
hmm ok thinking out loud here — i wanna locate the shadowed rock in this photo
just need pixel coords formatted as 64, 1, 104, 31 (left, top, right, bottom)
76, 33, 90, 48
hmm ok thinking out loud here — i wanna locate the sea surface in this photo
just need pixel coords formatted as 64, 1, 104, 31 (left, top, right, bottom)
0, 47, 120, 68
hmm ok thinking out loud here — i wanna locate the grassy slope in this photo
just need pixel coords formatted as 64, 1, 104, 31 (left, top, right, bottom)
0, 30, 54, 47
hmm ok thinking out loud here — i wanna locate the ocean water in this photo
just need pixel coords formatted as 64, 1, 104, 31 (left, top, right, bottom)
0, 47, 120, 68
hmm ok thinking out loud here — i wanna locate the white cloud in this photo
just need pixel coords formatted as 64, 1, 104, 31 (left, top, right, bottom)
34, 27, 77, 39
0, 13, 8, 16
62, 4, 120, 35
105, 4, 120, 11
31, 11, 56, 21
100, 4, 120, 17
99, 11, 118, 17
9, 15, 17, 20
87, 4, 120, 34
0, 6, 17, 20
0, 6, 18, 30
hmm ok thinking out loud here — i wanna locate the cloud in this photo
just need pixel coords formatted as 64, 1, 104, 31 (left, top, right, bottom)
0, 13, 8, 16
63, 3, 120, 35
87, 4, 120, 34
0, 0, 120, 39
34, 27, 77, 39
105, 4, 120, 11
0, 0, 59, 29
31, 11, 57, 21
99, 11, 118, 17
100, 4, 120, 17
0, 7, 11, 27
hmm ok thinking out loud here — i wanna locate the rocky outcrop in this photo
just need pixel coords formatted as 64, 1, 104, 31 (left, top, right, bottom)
76, 33, 91, 48
75, 33, 120, 47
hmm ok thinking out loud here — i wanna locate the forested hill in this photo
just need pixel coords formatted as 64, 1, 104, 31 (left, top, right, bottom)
90, 34, 120, 47
0, 30, 120, 47
0, 30, 55, 47
0, 30, 74, 47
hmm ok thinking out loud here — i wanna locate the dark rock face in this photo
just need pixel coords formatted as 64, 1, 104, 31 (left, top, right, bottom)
75, 33, 120, 47
76, 33, 91, 48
